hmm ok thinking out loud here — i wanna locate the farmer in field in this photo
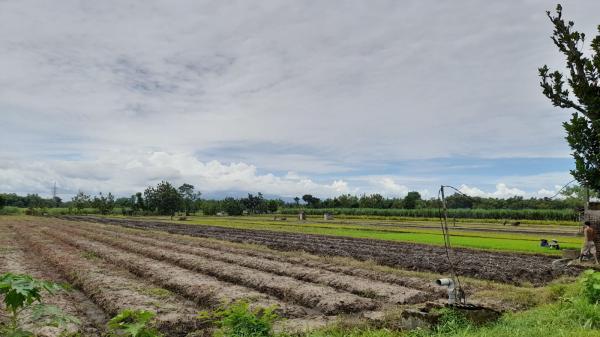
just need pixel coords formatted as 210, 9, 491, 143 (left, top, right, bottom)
580, 221, 599, 264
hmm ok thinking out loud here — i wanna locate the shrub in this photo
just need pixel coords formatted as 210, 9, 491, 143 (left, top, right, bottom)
107, 309, 162, 337
199, 301, 278, 337
581, 269, 600, 304
0, 206, 22, 215
433, 307, 472, 334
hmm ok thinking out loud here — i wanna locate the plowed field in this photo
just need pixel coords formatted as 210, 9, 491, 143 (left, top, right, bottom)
65, 216, 582, 285
1, 217, 449, 336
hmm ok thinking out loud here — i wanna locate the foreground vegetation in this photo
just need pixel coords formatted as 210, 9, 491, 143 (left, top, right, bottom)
191, 270, 600, 337
300, 270, 600, 337
4, 270, 600, 337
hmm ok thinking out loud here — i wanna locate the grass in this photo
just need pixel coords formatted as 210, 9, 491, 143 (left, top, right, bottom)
80, 251, 101, 260
142, 287, 173, 299
280, 208, 579, 221
286, 275, 600, 337
9, 211, 582, 254
138, 215, 582, 255
0, 206, 22, 215
8, 210, 587, 252
335, 215, 580, 227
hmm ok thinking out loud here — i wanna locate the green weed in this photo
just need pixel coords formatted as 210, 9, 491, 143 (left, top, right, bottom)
199, 300, 278, 337
107, 309, 162, 337
0, 273, 80, 336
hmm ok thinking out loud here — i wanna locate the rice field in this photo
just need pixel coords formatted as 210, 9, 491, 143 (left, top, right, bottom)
119, 214, 583, 255
280, 208, 579, 221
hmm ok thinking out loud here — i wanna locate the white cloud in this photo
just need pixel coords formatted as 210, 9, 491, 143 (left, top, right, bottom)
459, 183, 526, 198
372, 177, 410, 197
536, 188, 558, 198
1, 1, 596, 198
0, 150, 577, 200
458, 185, 488, 197
492, 183, 526, 198
0, 151, 353, 199
3, 0, 600, 164
458, 183, 561, 199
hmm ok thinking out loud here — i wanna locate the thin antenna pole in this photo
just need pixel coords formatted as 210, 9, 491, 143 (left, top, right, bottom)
439, 185, 465, 304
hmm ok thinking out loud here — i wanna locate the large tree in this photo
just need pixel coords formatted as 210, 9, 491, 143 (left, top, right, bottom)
92, 192, 115, 215
222, 197, 243, 216
178, 183, 200, 216
539, 4, 600, 193
241, 193, 266, 214
403, 191, 421, 210
144, 181, 182, 217
302, 194, 321, 208
71, 191, 90, 214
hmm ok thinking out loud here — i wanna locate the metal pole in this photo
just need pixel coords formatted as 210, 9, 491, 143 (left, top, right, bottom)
440, 186, 458, 301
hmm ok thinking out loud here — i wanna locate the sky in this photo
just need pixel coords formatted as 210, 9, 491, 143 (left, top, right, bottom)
1, 0, 599, 200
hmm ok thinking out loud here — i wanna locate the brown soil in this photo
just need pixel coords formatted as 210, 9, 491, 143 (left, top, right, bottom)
11, 216, 538, 335
66, 216, 581, 285
39, 225, 311, 318
0, 223, 105, 336
47, 223, 376, 315
12, 223, 203, 336
75, 220, 445, 295
59, 221, 431, 304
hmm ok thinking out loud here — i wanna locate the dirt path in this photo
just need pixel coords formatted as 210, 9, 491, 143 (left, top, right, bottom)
65, 216, 583, 285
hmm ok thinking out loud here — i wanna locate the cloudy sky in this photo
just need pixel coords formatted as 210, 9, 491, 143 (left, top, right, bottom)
1, 0, 599, 200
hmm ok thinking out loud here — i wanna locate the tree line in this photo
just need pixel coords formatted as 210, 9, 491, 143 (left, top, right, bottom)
0, 182, 593, 217
0, 181, 285, 217
290, 186, 593, 211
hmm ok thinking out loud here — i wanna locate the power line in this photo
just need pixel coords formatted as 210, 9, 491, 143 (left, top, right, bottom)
547, 179, 577, 200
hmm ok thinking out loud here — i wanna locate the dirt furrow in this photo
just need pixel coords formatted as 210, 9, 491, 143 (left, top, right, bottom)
0, 225, 106, 337
38, 226, 310, 318
61, 221, 430, 304
52, 223, 376, 314
63, 219, 444, 295
66, 216, 581, 285
14, 225, 202, 336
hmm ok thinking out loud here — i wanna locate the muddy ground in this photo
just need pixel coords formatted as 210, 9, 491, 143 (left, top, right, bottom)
63, 216, 583, 285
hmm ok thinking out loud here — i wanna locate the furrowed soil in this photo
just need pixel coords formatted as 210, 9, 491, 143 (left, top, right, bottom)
65, 216, 583, 285
1, 220, 208, 336
3, 217, 448, 335
0, 222, 106, 336
53, 221, 430, 306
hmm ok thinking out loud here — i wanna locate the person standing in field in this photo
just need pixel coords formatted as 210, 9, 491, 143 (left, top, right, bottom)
580, 221, 599, 264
